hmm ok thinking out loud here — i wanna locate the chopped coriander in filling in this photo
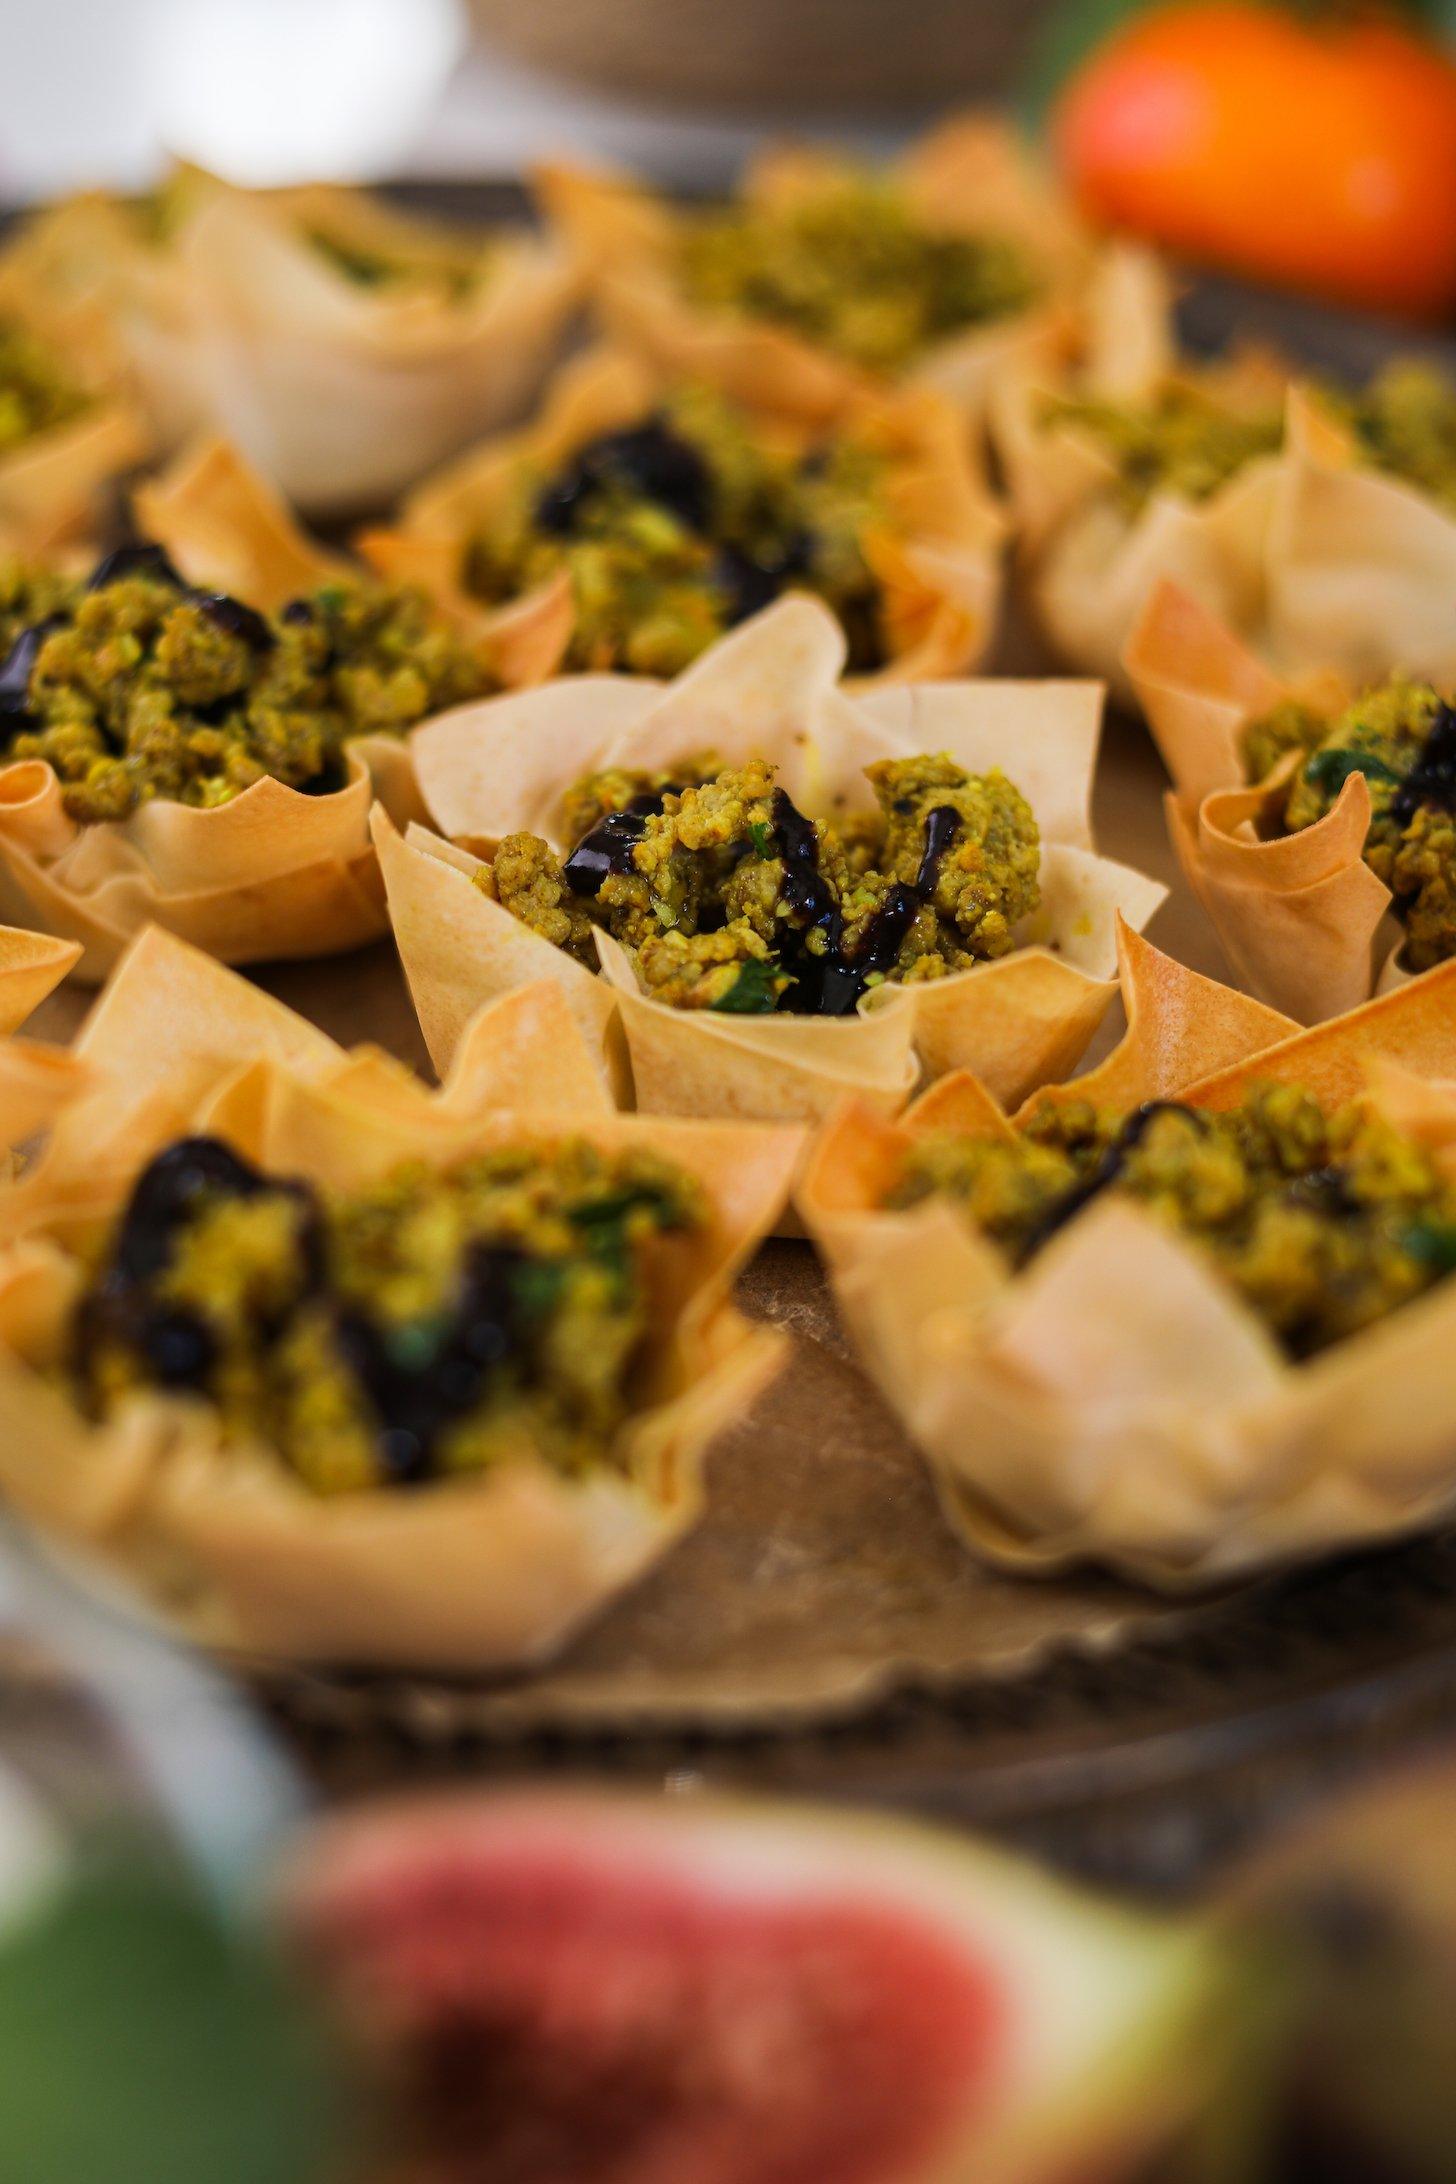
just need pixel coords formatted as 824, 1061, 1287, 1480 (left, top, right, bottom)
464, 389, 890, 676
73, 1134, 707, 1492
889, 1085, 1456, 1358
477, 752, 1041, 1015
0, 317, 90, 454
676, 178, 1041, 374
0, 544, 491, 824
1240, 678, 1456, 974
1042, 383, 1285, 514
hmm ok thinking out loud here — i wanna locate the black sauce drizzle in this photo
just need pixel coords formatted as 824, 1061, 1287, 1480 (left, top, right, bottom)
531, 414, 832, 633
332, 1243, 534, 1486
1392, 700, 1456, 825
562, 788, 676, 896
535, 419, 713, 537
1019, 1101, 1204, 1257
75, 1136, 555, 1487
771, 788, 963, 1017
74, 1136, 322, 1400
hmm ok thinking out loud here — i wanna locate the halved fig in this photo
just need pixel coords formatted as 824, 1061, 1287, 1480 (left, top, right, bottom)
284, 1788, 1221, 2184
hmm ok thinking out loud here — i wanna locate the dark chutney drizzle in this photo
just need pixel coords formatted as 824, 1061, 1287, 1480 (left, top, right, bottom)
75, 1136, 561, 1488
561, 789, 675, 896
1018, 1101, 1207, 1257
770, 786, 962, 1016
531, 413, 845, 639
1391, 699, 1456, 825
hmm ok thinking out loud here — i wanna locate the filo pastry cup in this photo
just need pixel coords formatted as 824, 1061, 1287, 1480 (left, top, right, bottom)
127, 433, 489, 831
1126, 579, 1409, 1024
989, 246, 1297, 699
0, 742, 390, 985
358, 344, 1007, 684
996, 245, 1456, 701
0, 436, 490, 981
0, 250, 149, 554
535, 116, 1087, 430
9, 172, 579, 518
377, 595, 1166, 1125
0, 927, 799, 1668
801, 922, 1456, 1589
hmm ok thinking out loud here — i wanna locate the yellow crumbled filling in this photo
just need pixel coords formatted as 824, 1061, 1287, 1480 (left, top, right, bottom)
1043, 382, 1285, 514
890, 1084, 1456, 1357
477, 752, 1041, 1015
74, 1135, 707, 1493
1, 561, 491, 823
464, 388, 889, 676
1243, 677, 1456, 975
0, 316, 90, 454
677, 177, 1040, 373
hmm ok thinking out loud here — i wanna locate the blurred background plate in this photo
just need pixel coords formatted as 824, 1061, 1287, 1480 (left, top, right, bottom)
465, 0, 1041, 114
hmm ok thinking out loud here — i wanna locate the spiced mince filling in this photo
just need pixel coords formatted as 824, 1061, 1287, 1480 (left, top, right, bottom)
0, 542, 490, 824
1047, 360, 1456, 518
73, 1133, 708, 1492
478, 754, 1042, 1015
464, 392, 891, 675
890, 1086, 1456, 1358
1240, 679, 1456, 973
675, 176, 1041, 374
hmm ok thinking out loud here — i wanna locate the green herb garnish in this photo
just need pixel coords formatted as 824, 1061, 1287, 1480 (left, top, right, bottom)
710, 958, 785, 1014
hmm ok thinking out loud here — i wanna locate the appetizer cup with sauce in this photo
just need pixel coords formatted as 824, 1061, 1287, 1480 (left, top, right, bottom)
1128, 581, 1456, 1023
535, 116, 1087, 429
801, 922, 1456, 1587
0, 928, 799, 1668
991, 248, 1456, 700
375, 595, 1166, 1125
2, 168, 578, 516
359, 345, 1006, 686
0, 500, 502, 979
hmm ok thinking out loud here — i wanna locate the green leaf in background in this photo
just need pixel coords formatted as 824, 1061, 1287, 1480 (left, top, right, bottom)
1019, 0, 1165, 128
0, 1848, 348, 2184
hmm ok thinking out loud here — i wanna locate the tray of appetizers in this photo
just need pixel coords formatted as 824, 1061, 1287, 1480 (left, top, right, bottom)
3, 139, 1456, 1872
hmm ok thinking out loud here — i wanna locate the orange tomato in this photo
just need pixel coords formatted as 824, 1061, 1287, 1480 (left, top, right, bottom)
1053, 3, 1456, 319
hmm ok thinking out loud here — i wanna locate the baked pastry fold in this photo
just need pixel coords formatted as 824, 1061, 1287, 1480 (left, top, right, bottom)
0, 927, 797, 1667
1128, 579, 1423, 1022
359, 345, 1007, 686
992, 248, 1456, 703
536, 117, 1087, 429
379, 595, 1165, 1124
3, 173, 578, 516
801, 923, 1456, 1587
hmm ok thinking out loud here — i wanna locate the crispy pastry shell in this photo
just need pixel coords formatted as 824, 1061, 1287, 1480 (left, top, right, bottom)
1128, 578, 1412, 1022
0, 929, 797, 1666
534, 117, 1086, 430
801, 926, 1456, 1587
10, 174, 579, 517
995, 246, 1456, 704
359, 344, 1006, 684
380, 595, 1165, 1125
0, 250, 149, 552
